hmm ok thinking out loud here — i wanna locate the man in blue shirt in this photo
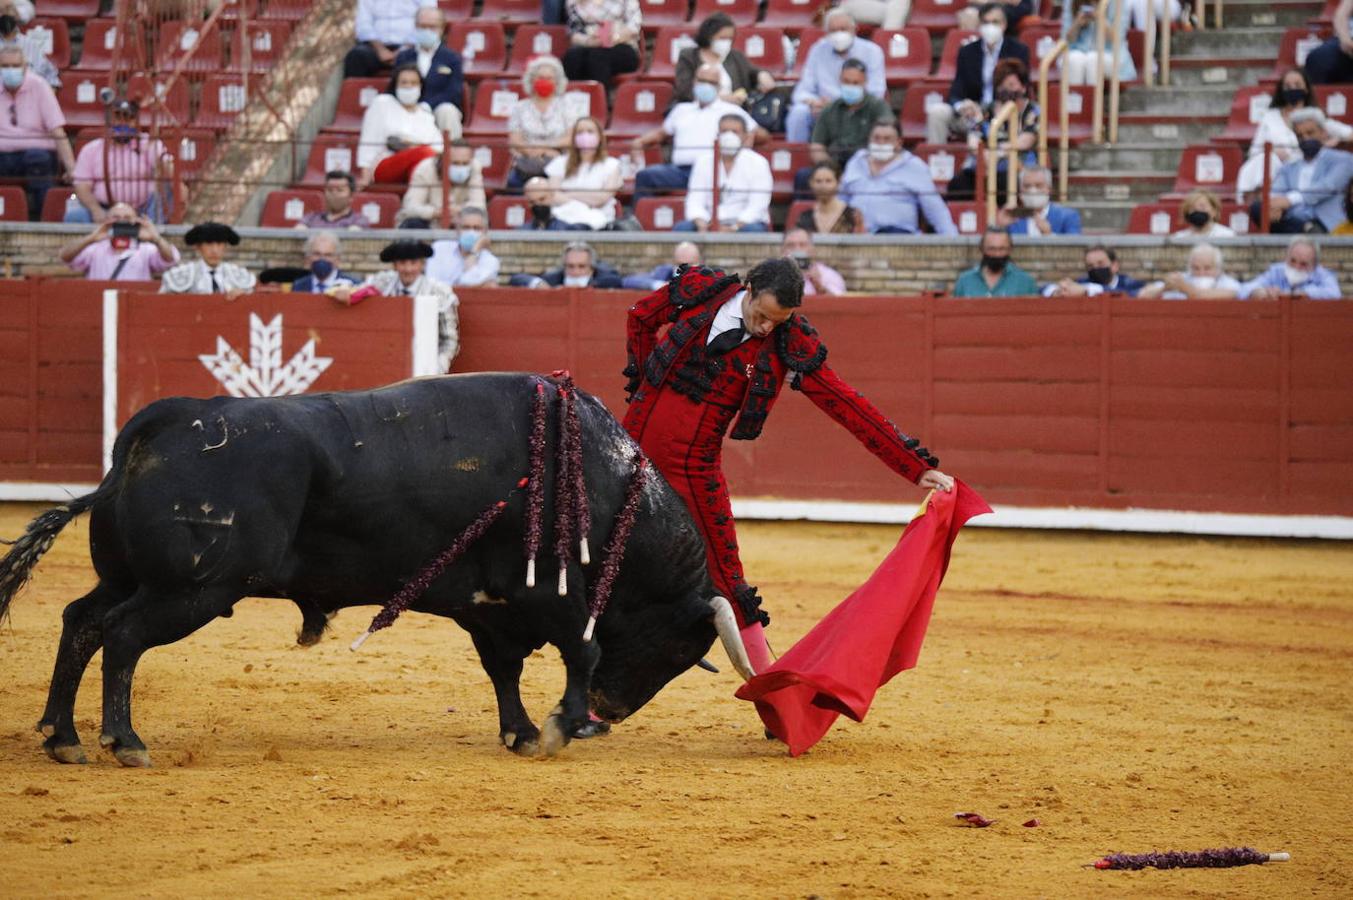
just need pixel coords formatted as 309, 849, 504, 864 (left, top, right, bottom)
1239, 236, 1343, 300
785, 9, 886, 144
839, 120, 956, 234
952, 228, 1039, 296
344, 0, 435, 78
1259, 108, 1353, 234
997, 165, 1083, 235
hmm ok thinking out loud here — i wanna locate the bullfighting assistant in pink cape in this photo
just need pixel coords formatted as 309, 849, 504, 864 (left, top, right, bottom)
736, 481, 991, 756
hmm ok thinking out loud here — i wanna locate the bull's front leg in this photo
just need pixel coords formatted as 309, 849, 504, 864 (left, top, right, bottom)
539, 631, 601, 757
468, 630, 539, 756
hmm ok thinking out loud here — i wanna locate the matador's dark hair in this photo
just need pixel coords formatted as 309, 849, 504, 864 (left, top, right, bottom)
745, 257, 804, 308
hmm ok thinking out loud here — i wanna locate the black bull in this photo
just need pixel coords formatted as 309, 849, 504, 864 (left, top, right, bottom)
0, 374, 754, 766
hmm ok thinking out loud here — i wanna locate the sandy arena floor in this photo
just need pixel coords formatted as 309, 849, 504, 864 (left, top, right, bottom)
0, 502, 1349, 898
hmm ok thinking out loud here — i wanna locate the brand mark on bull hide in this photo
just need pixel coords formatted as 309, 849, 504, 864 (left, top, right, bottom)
199, 313, 333, 398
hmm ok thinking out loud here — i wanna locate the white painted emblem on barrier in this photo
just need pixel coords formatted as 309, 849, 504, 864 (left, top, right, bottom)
772, 149, 790, 170
671, 35, 696, 63
1035, 35, 1053, 58
324, 147, 351, 171
533, 32, 553, 54
0, 196, 5, 215
655, 205, 674, 228
253, 31, 272, 52
1150, 211, 1170, 234
1068, 91, 1083, 114
28, 26, 53, 55
1250, 93, 1271, 122
219, 83, 246, 113
636, 90, 655, 112
180, 28, 199, 51
474, 146, 491, 167
507, 206, 526, 227
928, 151, 954, 181
199, 314, 332, 398
1328, 92, 1347, 118
924, 90, 944, 111
1229, 212, 1249, 233
361, 201, 381, 223
890, 34, 910, 58
359, 86, 378, 106
491, 90, 518, 117
959, 210, 977, 232
104, 27, 117, 50
466, 31, 486, 53
180, 137, 198, 160
284, 198, 304, 220
1297, 37, 1320, 67
746, 35, 765, 58
1195, 152, 1223, 183
564, 90, 590, 117
78, 81, 95, 103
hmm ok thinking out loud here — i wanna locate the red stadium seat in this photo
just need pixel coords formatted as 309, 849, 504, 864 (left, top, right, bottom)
609, 81, 673, 139
34, 0, 101, 21
1126, 202, 1253, 235
197, 74, 251, 130
910, 143, 966, 188
24, 18, 71, 70
1315, 84, 1353, 125
1043, 85, 1096, 144
638, 0, 692, 34
909, 0, 965, 34
265, 0, 313, 21
947, 201, 983, 234
463, 81, 526, 136
351, 191, 402, 227
478, 0, 539, 25
57, 72, 114, 130
166, 128, 217, 183
41, 189, 76, 222
635, 196, 686, 230
232, 19, 293, 74
1213, 86, 1272, 145
872, 27, 931, 86
733, 27, 788, 77
0, 186, 28, 222
783, 199, 813, 230
563, 81, 608, 121
1022, 25, 1062, 80
787, 27, 824, 77
693, 0, 758, 21
488, 194, 531, 228
472, 142, 514, 192
648, 26, 699, 80
898, 78, 950, 144
1172, 144, 1243, 195
77, 19, 120, 70
760, 0, 819, 35
758, 142, 812, 203
437, 0, 476, 18
448, 22, 508, 80
298, 134, 359, 186
218, 0, 261, 21
260, 189, 324, 227
507, 26, 570, 76
326, 79, 386, 133
935, 30, 978, 82
121, 72, 191, 126
156, 21, 226, 75
1274, 26, 1333, 73
617, 145, 663, 200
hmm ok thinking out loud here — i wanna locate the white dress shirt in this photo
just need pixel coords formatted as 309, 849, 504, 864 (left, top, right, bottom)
684, 148, 772, 227
662, 100, 757, 168
706, 291, 750, 346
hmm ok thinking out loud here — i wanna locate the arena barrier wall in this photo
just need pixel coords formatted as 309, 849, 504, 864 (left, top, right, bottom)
1, 281, 1350, 529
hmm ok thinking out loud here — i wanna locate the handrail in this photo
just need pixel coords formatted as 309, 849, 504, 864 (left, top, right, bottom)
985, 99, 1020, 225
1108, 0, 1125, 144
710, 135, 721, 232
1037, 38, 1069, 169
1144, 0, 1155, 86
1161, 0, 1172, 84
1215, 0, 1223, 29
1260, 141, 1273, 232
439, 131, 453, 229
1059, 71, 1070, 203
1091, 0, 1109, 144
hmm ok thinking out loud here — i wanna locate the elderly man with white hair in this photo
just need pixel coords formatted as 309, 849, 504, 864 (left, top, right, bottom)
1238, 236, 1343, 300
1259, 107, 1353, 234
292, 231, 359, 294
786, 10, 886, 143
1137, 243, 1241, 300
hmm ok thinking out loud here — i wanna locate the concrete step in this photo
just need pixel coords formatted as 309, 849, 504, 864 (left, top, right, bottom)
1116, 85, 1238, 115
1068, 141, 1191, 170
1073, 200, 1141, 233
1159, 58, 1272, 87
1113, 118, 1225, 144
1204, 0, 1327, 28
1067, 170, 1174, 202
1169, 27, 1291, 59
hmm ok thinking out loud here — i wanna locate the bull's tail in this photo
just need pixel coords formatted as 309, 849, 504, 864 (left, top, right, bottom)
0, 483, 112, 625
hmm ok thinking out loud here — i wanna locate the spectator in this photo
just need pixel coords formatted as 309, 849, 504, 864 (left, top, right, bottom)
840, 120, 956, 234
1305, 0, 1353, 84
520, 175, 561, 230
1335, 180, 1353, 234
786, 10, 886, 144
782, 227, 846, 296
57, 201, 179, 281
160, 222, 257, 297
357, 64, 444, 189
392, 5, 464, 138
997, 164, 1081, 234
838, 0, 912, 29
677, 113, 771, 232
1043, 244, 1145, 296
1174, 189, 1234, 239
561, 0, 642, 87
926, 4, 1029, 144
428, 206, 501, 287
1238, 235, 1343, 300
300, 170, 371, 230
673, 13, 777, 107
620, 241, 702, 291
344, 0, 435, 78
507, 55, 577, 189
630, 63, 756, 201
348, 239, 459, 370
0, 0, 58, 87
399, 140, 487, 228
952, 227, 1038, 296
948, 57, 1039, 200
1137, 243, 1241, 299
291, 231, 359, 294
0, 45, 73, 219
796, 161, 865, 234
544, 116, 622, 230
1256, 108, 1353, 234
808, 58, 891, 171
1237, 69, 1353, 202
1062, 0, 1136, 85
509, 240, 624, 289
65, 98, 170, 224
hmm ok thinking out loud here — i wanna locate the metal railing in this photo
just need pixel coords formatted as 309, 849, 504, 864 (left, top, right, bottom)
985, 100, 1021, 225
1037, 38, 1071, 202
1142, 0, 1174, 88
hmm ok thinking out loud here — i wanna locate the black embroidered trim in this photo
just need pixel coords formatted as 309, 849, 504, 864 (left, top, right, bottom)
776, 313, 828, 375
622, 358, 641, 401
734, 583, 769, 628
729, 344, 779, 441
669, 343, 725, 404
644, 306, 718, 389
668, 265, 743, 311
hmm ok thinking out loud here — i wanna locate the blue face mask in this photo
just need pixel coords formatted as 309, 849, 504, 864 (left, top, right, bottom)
111, 124, 138, 143
414, 28, 440, 50
693, 82, 718, 105
458, 231, 480, 254
0, 67, 23, 90
839, 84, 864, 105
310, 259, 335, 280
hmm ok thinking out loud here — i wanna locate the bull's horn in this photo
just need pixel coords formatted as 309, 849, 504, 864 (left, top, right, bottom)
708, 595, 756, 681
695, 658, 719, 673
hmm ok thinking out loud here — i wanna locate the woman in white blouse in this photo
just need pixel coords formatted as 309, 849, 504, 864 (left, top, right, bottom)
1236, 67, 1353, 203
356, 65, 445, 189
544, 116, 622, 230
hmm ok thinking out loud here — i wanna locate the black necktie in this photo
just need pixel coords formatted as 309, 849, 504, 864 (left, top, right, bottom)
707, 324, 746, 356
209, 269, 220, 293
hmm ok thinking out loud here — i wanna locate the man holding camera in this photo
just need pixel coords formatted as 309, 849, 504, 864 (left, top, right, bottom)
57, 201, 179, 281
781, 228, 846, 296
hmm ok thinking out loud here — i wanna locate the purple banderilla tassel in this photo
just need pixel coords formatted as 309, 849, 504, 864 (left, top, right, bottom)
1092, 847, 1287, 870
551, 374, 577, 596
351, 498, 511, 650
523, 379, 547, 588
583, 457, 648, 642
566, 378, 591, 567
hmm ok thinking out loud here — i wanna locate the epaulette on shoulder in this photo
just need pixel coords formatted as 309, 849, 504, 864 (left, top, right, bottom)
777, 312, 828, 374
668, 264, 743, 310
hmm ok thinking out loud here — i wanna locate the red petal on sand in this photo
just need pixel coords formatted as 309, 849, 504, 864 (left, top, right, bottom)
1023, 818, 1041, 828
954, 812, 996, 827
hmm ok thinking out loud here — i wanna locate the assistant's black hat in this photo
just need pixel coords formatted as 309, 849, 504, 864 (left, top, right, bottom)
184, 221, 241, 246
379, 239, 434, 262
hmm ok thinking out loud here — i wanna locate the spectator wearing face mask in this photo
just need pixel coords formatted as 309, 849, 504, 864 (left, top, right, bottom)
676, 114, 771, 232
65, 99, 170, 224
344, 0, 436, 79
806, 58, 891, 174
1255, 107, 1353, 234
0, 0, 58, 87
356, 64, 445, 189
786, 10, 886, 144
292, 231, 359, 294
996, 164, 1081, 235
1173, 189, 1234, 239
840, 120, 956, 234
518, 175, 562, 231
952, 227, 1038, 296
673, 13, 776, 107
1236, 68, 1353, 204
508, 55, 577, 189
399, 140, 487, 229
392, 5, 464, 138
0, 45, 74, 220
1137, 243, 1241, 299
1043, 244, 1144, 296
837, 0, 912, 29
544, 116, 622, 230
1238, 235, 1343, 300
508, 240, 624, 289
428, 206, 501, 287
57, 201, 179, 281
927, 3, 1029, 144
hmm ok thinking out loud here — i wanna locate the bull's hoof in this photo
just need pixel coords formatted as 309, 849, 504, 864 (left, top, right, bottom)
501, 727, 541, 757
570, 719, 611, 739
296, 629, 323, 647
43, 741, 87, 765
35, 720, 56, 738
538, 715, 570, 757
113, 747, 153, 768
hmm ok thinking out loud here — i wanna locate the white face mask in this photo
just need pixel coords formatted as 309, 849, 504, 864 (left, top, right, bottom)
563, 274, 591, 287
868, 142, 896, 162
718, 130, 743, 154
828, 29, 854, 53
1284, 264, 1310, 287
1022, 191, 1049, 210
1191, 275, 1217, 290
979, 22, 1004, 46
711, 38, 732, 59
396, 85, 422, 106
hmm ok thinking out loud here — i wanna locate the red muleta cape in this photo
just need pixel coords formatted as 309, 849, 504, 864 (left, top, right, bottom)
734, 480, 992, 756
